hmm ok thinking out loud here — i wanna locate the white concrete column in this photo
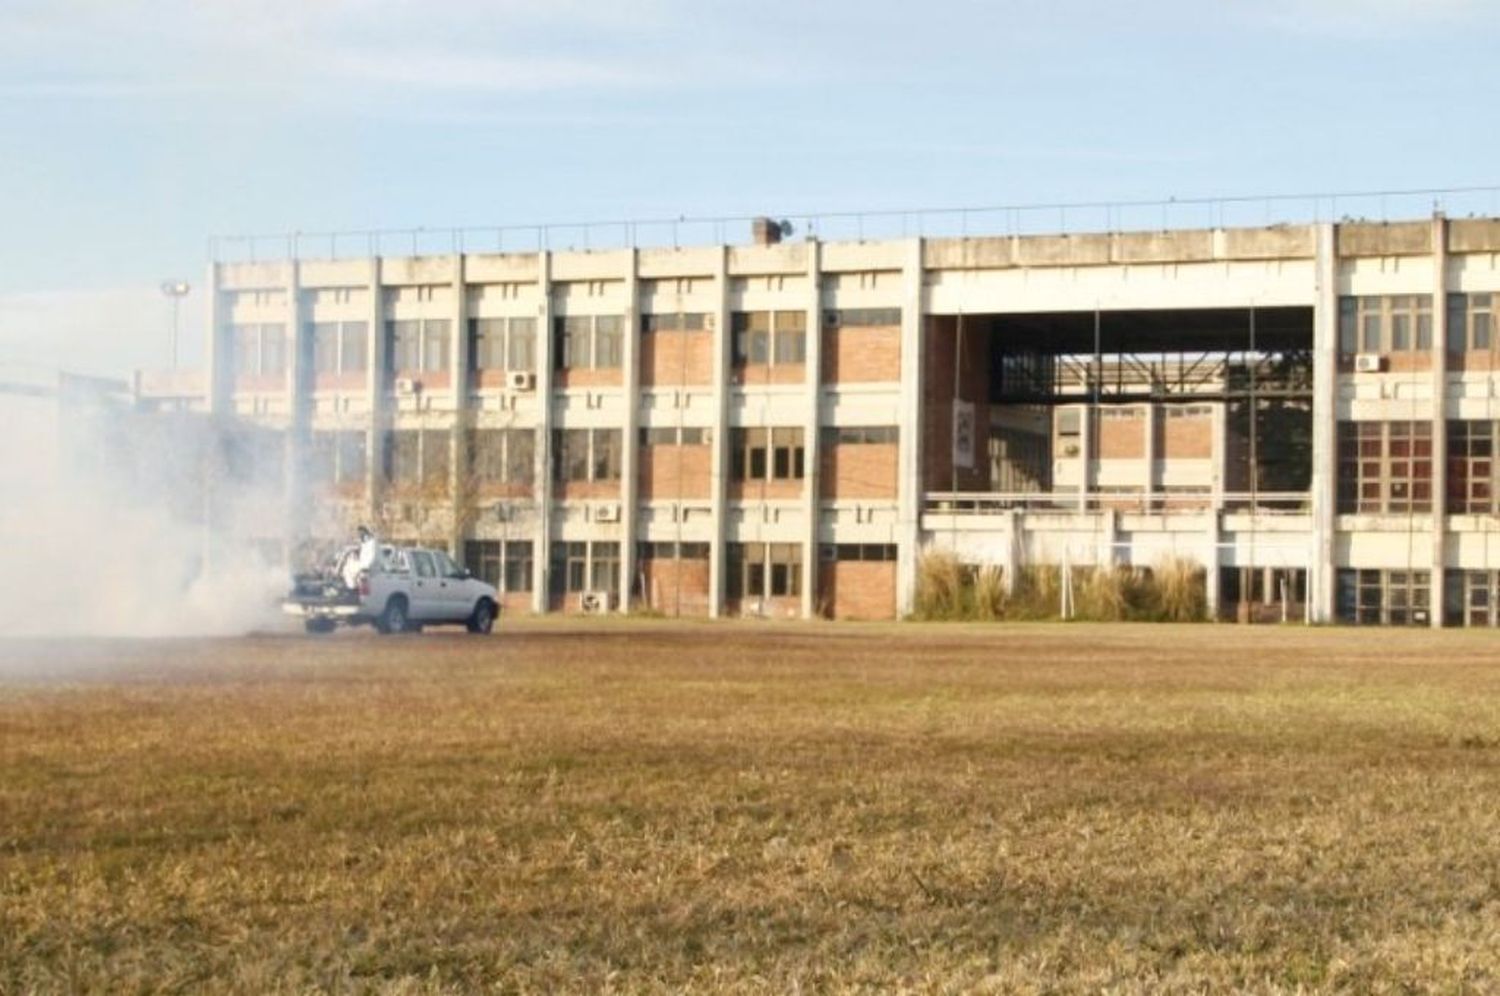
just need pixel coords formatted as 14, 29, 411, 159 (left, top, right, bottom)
1001, 508, 1019, 594
364, 257, 385, 524
1142, 402, 1157, 505
1078, 403, 1094, 512
206, 262, 229, 417
1211, 401, 1227, 507
448, 253, 468, 558
801, 239, 823, 619
532, 251, 555, 613
1204, 511, 1222, 620
284, 260, 308, 553
1309, 222, 1339, 624
895, 238, 925, 616
619, 250, 642, 611
1430, 214, 1449, 628
708, 247, 731, 618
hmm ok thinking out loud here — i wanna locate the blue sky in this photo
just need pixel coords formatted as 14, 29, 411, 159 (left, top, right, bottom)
1, 0, 1497, 376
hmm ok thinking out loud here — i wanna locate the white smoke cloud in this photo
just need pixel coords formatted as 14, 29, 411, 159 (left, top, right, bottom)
0, 381, 290, 640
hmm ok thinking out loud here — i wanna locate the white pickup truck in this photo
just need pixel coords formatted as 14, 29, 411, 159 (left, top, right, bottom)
283, 543, 499, 635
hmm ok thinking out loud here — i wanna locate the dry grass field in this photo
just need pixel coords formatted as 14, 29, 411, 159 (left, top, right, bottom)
2, 621, 1499, 994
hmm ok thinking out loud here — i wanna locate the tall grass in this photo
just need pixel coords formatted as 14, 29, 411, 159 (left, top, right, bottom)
912, 551, 1206, 622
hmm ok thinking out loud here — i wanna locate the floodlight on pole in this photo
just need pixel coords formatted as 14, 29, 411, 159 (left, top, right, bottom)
160, 280, 190, 370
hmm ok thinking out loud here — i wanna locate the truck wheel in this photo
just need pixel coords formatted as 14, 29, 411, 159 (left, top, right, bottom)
377, 597, 409, 635
304, 618, 336, 635
467, 599, 496, 634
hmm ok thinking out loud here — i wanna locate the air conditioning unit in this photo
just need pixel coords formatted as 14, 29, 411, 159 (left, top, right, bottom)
594, 502, 621, 523
507, 370, 536, 391
1354, 353, 1386, 373
394, 376, 421, 394
579, 590, 614, 614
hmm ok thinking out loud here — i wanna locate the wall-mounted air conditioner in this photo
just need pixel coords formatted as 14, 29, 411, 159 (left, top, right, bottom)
507, 370, 536, 391
579, 590, 614, 614
1354, 353, 1385, 373
594, 502, 621, 523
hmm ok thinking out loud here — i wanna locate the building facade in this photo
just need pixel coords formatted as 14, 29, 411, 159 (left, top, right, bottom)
192, 214, 1500, 626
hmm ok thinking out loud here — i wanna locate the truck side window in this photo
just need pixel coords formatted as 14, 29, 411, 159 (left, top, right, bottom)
411, 551, 436, 578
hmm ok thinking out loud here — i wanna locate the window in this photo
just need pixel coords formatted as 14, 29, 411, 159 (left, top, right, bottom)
337, 432, 366, 484
772, 311, 806, 364
310, 321, 367, 375
308, 432, 335, 486
505, 430, 535, 484
769, 543, 801, 596
594, 316, 623, 368
824, 308, 902, 328
771, 428, 805, 480
1336, 569, 1430, 626
390, 321, 421, 371
1336, 421, 1432, 513
549, 541, 615, 595
260, 325, 286, 375
471, 318, 506, 370
1447, 293, 1493, 354
550, 541, 588, 596
1444, 569, 1498, 627
558, 429, 590, 482
313, 323, 339, 374
341, 322, 369, 372
309, 431, 366, 486
732, 428, 765, 481
642, 313, 708, 332
553, 429, 622, 482
638, 541, 710, 560
465, 540, 502, 587
468, 429, 534, 485
507, 318, 536, 371
433, 550, 462, 577
591, 542, 621, 592
731, 428, 804, 482
471, 540, 535, 593
388, 430, 420, 485
641, 426, 712, 446
231, 323, 288, 378
1338, 296, 1432, 356
422, 430, 449, 484
554, 315, 624, 370
387, 319, 450, 373
731, 312, 772, 366
830, 544, 898, 561
385, 430, 448, 486
504, 541, 533, 592
469, 429, 504, 483
410, 551, 436, 578
423, 321, 451, 372
592, 428, 622, 481
1447, 420, 1494, 514
821, 426, 899, 446
726, 543, 802, 601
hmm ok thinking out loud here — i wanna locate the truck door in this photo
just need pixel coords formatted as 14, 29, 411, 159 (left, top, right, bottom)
408, 550, 440, 620
432, 550, 475, 620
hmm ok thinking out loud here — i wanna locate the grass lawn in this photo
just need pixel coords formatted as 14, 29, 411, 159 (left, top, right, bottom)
2, 622, 1498, 993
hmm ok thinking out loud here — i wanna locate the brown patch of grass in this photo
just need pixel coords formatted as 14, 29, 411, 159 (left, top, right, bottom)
2, 623, 1499, 992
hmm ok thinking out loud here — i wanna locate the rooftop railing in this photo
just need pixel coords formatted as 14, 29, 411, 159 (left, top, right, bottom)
208, 184, 1500, 264
923, 491, 1312, 516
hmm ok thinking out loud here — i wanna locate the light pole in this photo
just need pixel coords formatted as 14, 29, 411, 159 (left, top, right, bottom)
160, 280, 190, 370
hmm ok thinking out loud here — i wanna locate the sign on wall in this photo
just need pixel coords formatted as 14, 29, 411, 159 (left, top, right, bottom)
952, 400, 975, 471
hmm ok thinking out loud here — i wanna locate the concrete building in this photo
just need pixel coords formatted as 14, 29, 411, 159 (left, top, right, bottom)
187, 212, 1500, 626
